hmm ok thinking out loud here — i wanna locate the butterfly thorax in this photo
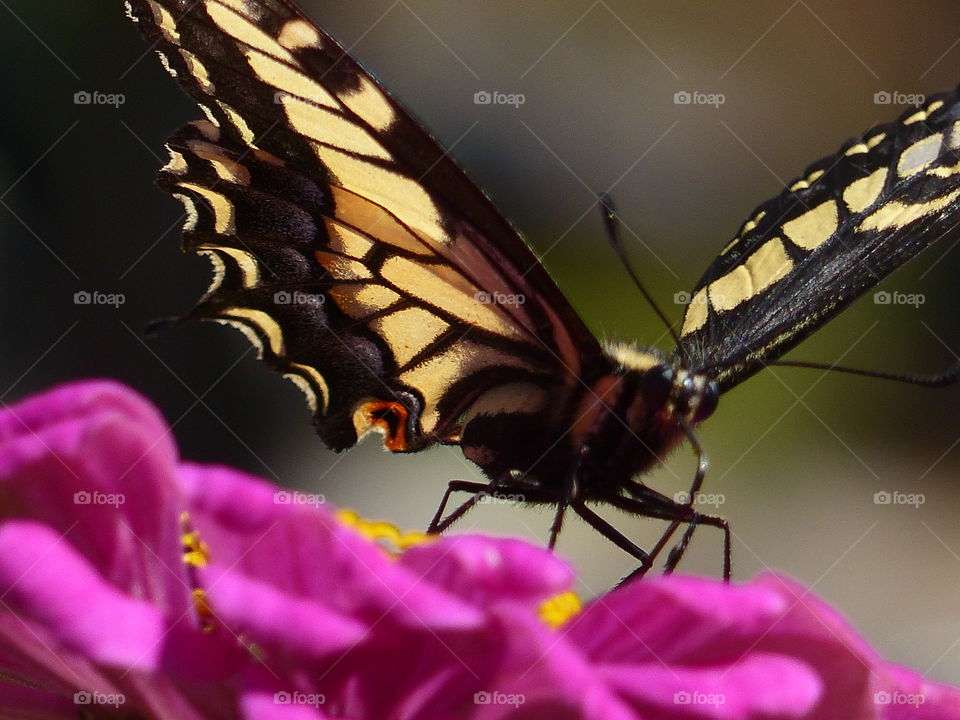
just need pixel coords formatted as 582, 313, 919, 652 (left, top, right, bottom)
457, 341, 717, 503
570, 343, 718, 501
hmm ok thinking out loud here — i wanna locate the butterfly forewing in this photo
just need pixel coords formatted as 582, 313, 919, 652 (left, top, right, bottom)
674, 89, 960, 390
125, 0, 603, 451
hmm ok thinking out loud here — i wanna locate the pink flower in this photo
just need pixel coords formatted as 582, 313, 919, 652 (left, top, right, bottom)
0, 380, 956, 719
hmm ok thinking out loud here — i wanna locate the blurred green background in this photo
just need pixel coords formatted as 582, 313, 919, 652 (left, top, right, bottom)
2, 0, 960, 681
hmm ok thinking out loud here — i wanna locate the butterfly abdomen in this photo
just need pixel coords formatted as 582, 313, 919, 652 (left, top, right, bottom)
459, 380, 581, 486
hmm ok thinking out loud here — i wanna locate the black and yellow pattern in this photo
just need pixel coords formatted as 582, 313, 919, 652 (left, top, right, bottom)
677, 92, 960, 390
124, 0, 960, 577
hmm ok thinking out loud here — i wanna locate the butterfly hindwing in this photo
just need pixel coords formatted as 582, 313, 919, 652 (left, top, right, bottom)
125, 0, 604, 452
675, 89, 960, 389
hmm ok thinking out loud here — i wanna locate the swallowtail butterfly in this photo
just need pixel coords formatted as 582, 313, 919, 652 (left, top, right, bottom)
124, 0, 960, 579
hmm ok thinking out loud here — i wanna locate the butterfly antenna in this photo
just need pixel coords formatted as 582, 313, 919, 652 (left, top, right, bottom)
598, 193, 680, 344
769, 358, 960, 387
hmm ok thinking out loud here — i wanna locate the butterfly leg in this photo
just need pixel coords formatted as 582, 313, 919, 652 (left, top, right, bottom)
570, 499, 651, 573
547, 472, 577, 549
646, 416, 730, 579
677, 416, 709, 507
609, 488, 731, 582
427, 479, 495, 534
664, 512, 731, 579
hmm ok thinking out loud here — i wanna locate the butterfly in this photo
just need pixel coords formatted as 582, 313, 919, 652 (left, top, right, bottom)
124, 0, 960, 580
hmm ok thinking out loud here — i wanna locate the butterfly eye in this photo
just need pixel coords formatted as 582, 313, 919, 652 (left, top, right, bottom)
694, 380, 720, 423
674, 375, 697, 414
639, 366, 674, 408
672, 374, 718, 423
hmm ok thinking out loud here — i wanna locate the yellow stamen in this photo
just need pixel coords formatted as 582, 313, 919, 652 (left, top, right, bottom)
192, 588, 216, 633
539, 591, 582, 628
336, 508, 436, 554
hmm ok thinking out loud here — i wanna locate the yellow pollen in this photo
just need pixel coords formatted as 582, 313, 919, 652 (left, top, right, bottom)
539, 591, 582, 628
336, 508, 436, 553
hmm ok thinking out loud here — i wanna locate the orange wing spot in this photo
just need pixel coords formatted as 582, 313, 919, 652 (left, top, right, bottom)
353, 400, 409, 451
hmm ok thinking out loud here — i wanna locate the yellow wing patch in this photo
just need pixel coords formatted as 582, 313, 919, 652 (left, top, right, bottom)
241, 46, 338, 110
283, 96, 393, 161
897, 133, 944, 178
843, 168, 887, 214
325, 219, 375, 259
399, 342, 536, 434
679, 288, 709, 336
277, 18, 323, 51
177, 183, 236, 234
371, 307, 450, 367
339, 76, 397, 133
206, 1, 296, 64
285, 361, 331, 414
330, 187, 432, 256
781, 200, 838, 251
859, 188, 960, 233
328, 283, 401, 320
315, 251, 374, 280
695, 238, 794, 322
315, 145, 446, 245
198, 244, 259, 288
379, 257, 525, 340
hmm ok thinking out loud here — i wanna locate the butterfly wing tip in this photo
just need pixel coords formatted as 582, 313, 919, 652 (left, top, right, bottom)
143, 314, 185, 337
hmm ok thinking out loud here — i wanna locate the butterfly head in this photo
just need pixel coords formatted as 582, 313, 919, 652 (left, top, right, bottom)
605, 341, 719, 425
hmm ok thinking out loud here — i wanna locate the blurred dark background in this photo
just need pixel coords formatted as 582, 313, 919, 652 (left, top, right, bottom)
2, 0, 960, 681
